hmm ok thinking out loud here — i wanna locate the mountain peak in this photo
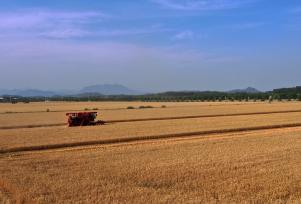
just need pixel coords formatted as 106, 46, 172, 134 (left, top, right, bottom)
80, 84, 140, 95
228, 87, 261, 94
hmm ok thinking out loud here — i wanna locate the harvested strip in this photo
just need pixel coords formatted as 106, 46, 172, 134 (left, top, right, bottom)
3, 103, 301, 127
33, 127, 301, 156
0, 107, 126, 115
2, 122, 301, 154
2, 109, 301, 130
107, 109, 301, 123
2, 112, 301, 151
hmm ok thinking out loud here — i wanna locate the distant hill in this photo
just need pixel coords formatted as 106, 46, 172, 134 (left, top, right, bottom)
0, 89, 57, 97
273, 86, 301, 93
228, 87, 261, 94
0, 84, 141, 97
80, 84, 140, 95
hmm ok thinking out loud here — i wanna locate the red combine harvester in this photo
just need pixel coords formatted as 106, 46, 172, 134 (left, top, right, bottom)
66, 112, 105, 127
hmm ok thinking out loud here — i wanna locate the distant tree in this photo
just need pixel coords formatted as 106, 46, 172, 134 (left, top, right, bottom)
268, 96, 273, 104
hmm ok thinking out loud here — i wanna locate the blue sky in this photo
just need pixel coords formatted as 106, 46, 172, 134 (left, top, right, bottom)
0, 0, 301, 92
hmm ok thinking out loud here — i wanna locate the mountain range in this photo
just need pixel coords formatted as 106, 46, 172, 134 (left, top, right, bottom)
0, 89, 57, 97
0, 84, 141, 97
80, 84, 140, 95
0, 85, 262, 97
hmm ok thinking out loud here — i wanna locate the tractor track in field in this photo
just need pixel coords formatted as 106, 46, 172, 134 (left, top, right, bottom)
0, 123, 66, 130
2, 122, 301, 155
1, 109, 301, 130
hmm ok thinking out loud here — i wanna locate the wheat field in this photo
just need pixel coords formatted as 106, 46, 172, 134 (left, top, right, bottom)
2, 102, 301, 127
1, 101, 301, 203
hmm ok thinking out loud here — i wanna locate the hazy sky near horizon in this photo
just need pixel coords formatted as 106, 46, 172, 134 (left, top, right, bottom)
0, 0, 301, 92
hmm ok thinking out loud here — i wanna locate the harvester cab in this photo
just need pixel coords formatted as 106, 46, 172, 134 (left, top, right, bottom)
66, 112, 105, 127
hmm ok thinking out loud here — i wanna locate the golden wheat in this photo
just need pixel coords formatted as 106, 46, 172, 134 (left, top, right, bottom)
1, 101, 301, 203
0, 128, 301, 203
